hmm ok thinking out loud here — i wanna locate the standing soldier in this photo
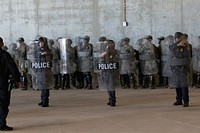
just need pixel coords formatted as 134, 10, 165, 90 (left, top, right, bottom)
139, 35, 158, 89
160, 35, 174, 87
156, 36, 165, 87
58, 38, 76, 89
169, 32, 191, 107
75, 35, 93, 89
28, 37, 54, 107
49, 39, 60, 90
8, 43, 17, 62
16, 37, 28, 90
119, 37, 137, 89
0, 37, 21, 131
98, 40, 119, 107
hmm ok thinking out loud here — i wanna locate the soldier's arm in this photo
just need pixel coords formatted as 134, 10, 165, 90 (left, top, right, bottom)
3, 52, 21, 82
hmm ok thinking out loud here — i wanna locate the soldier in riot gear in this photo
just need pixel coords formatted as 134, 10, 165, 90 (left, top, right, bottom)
99, 40, 119, 107
49, 39, 60, 90
160, 35, 174, 87
156, 36, 164, 87
170, 32, 191, 107
16, 37, 28, 90
93, 36, 107, 89
135, 38, 145, 87
35, 37, 53, 107
75, 35, 93, 89
139, 35, 158, 89
58, 38, 76, 89
119, 37, 137, 89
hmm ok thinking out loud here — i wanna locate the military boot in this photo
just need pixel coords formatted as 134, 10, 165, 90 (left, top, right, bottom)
120, 75, 125, 88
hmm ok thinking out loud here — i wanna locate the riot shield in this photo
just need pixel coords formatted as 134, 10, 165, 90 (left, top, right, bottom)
77, 43, 93, 73
139, 42, 158, 75
119, 45, 137, 74
27, 41, 53, 90
169, 44, 191, 88
160, 36, 173, 77
58, 38, 76, 74
97, 42, 119, 91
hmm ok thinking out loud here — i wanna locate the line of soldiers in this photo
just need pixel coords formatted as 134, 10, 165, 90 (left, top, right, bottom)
4, 33, 200, 91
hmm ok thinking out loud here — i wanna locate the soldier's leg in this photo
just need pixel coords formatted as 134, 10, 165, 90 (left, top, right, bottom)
174, 87, 183, 105
66, 74, 70, 89
40, 89, 50, 107
20, 71, 28, 90
77, 72, 84, 89
53, 74, 59, 90
70, 73, 76, 88
192, 72, 197, 87
107, 91, 116, 107
182, 87, 189, 107
125, 74, 130, 88
162, 77, 166, 87
60, 74, 66, 90
0, 90, 11, 128
142, 75, 149, 88
120, 75, 125, 88
129, 73, 137, 89
149, 75, 155, 89
84, 72, 93, 90
28, 74, 32, 89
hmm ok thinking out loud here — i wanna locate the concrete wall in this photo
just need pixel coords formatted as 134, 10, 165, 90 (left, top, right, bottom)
0, 0, 200, 47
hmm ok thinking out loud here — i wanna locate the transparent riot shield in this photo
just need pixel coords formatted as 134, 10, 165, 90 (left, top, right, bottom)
27, 41, 54, 90
160, 36, 173, 77
58, 38, 76, 74
98, 48, 119, 91
76, 43, 92, 73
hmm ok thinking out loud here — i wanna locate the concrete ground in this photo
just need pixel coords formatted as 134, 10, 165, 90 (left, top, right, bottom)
7, 88, 200, 133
